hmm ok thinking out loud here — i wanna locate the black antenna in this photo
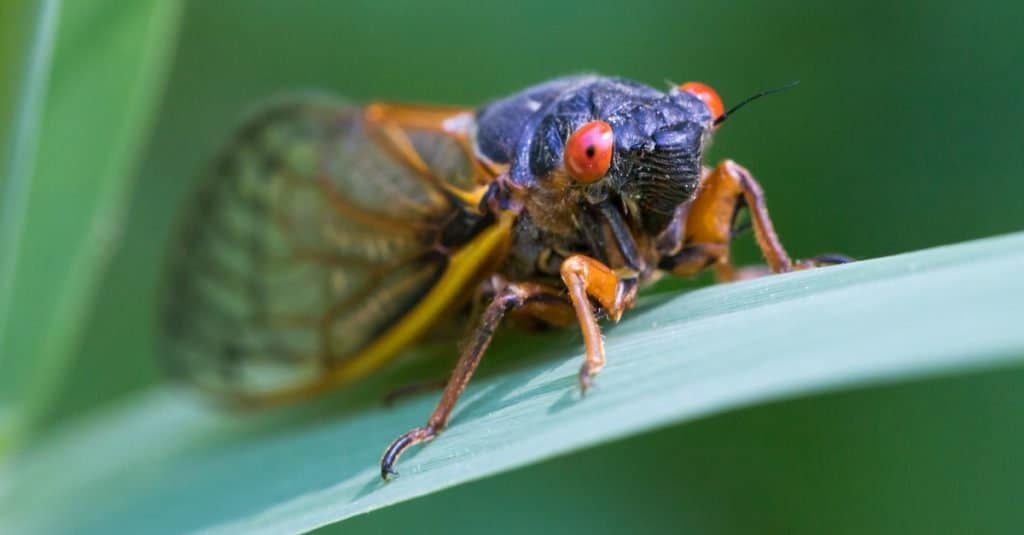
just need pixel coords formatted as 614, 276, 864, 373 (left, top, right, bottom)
714, 80, 800, 126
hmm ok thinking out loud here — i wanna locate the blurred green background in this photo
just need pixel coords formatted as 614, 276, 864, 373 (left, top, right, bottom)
5, 0, 1024, 533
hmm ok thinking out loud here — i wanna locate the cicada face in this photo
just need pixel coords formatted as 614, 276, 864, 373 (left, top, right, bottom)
488, 77, 716, 235
607, 88, 714, 234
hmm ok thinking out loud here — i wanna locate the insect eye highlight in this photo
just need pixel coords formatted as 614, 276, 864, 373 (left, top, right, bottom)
564, 120, 613, 183
679, 81, 724, 122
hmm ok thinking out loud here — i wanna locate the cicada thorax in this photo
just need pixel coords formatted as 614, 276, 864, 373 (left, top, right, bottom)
161, 96, 497, 401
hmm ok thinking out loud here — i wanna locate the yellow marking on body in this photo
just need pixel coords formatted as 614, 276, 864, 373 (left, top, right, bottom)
444, 184, 491, 209
234, 210, 516, 406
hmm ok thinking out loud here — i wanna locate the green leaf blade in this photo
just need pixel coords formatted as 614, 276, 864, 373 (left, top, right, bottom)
0, 0, 63, 451
3, 232, 1023, 534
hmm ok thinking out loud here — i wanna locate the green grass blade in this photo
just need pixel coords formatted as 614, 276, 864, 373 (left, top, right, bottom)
0, 0, 182, 447
0, 0, 62, 453
2, 232, 1022, 534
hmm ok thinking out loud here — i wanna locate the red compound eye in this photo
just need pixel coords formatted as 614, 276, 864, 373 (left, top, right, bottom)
679, 81, 724, 122
564, 120, 613, 183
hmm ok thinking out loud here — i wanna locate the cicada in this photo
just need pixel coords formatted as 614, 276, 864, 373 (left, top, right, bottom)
161, 75, 847, 480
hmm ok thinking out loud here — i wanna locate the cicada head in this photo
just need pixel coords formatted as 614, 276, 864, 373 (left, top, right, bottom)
511, 77, 720, 236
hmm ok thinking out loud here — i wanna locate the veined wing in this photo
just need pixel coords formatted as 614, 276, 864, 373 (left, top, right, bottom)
161, 95, 505, 403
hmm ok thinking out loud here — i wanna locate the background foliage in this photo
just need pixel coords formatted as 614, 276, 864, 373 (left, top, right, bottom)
3, 1, 1024, 533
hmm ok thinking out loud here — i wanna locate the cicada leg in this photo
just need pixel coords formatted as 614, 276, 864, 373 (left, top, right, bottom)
663, 160, 851, 281
560, 255, 639, 393
381, 276, 578, 407
380, 281, 568, 480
